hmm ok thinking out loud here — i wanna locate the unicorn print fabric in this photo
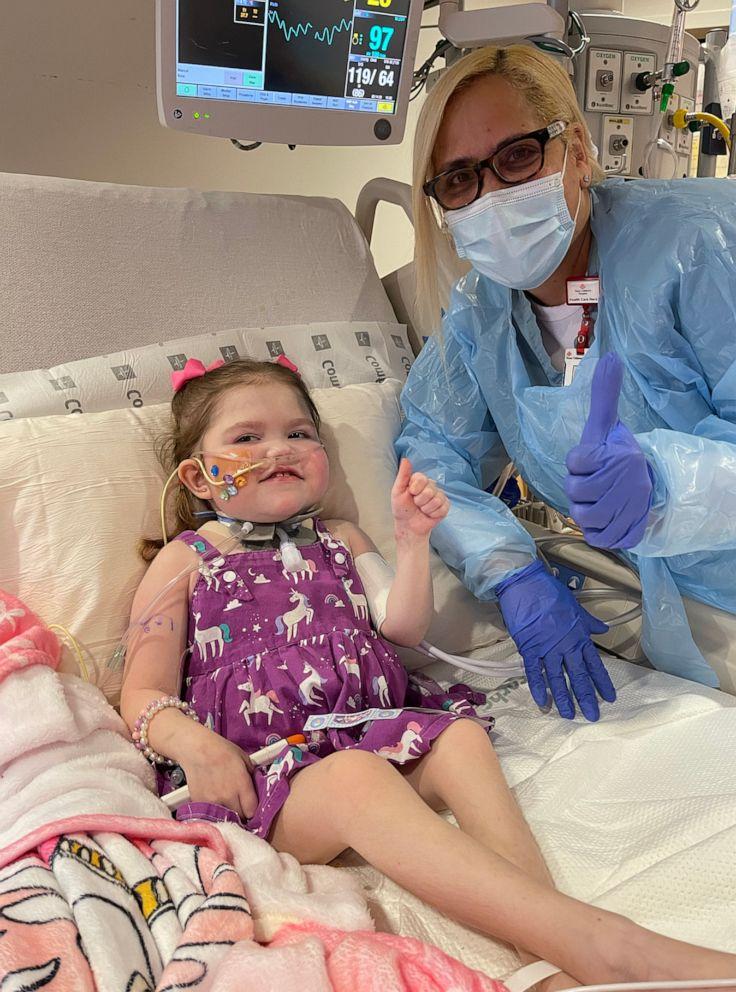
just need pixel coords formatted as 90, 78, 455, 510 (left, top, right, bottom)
169, 520, 488, 837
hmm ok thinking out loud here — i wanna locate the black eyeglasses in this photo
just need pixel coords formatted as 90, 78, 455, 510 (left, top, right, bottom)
423, 120, 568, 211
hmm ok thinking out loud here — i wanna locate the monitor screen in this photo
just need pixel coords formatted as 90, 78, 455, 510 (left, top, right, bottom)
176, 0, 412, 118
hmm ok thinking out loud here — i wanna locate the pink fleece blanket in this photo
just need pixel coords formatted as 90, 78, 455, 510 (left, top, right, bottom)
0, 590, 60, 676
0, 589, 507, 992
0, 821, 505, 992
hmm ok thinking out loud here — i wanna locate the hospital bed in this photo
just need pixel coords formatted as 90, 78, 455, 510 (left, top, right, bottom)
1, 170, 736, 988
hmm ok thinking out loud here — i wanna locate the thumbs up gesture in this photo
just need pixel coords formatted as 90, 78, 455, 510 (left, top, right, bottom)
391, 458, 450, 539
565, 354, 654, 550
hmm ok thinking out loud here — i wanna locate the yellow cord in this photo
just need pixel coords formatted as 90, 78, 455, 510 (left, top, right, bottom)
160, 467, 180, 546
672, 108, 732, 150
693, 113, 732, 150
48, 623, 92, 683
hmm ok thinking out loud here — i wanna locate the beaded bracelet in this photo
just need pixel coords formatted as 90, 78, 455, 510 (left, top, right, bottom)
132, 695, 199, 766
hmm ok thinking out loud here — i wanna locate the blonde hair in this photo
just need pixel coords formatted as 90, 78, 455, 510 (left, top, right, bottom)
412, 45, 605, 329
140, 359, 321, 562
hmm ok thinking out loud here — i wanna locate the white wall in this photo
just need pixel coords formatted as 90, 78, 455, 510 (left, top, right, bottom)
0, 0, 436, 276
0, 0, 730, 277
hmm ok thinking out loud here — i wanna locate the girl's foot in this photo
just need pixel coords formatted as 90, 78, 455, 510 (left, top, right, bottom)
594, 917, 736, 987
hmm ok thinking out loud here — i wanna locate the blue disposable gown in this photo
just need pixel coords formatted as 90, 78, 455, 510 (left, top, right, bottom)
397, 178, 736, 687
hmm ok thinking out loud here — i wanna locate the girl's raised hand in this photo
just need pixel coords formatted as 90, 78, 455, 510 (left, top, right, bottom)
391, 458, 449, 538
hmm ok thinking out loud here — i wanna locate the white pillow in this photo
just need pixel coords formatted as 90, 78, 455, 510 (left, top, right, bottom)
0, 322, 413, 420
0, 380, 506, 702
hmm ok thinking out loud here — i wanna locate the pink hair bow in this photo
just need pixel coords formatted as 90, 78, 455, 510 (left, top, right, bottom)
171, 358, 226, 394
274, 354, 301, 377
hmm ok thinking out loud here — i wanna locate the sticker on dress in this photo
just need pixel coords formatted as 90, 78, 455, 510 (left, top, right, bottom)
193, 615, 233, 661
238, 679, 284, 726
376, 722, 424, 763
275, 590, 314, 641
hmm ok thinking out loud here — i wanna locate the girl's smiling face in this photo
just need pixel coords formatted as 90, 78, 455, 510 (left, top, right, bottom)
179, 381, 329, 523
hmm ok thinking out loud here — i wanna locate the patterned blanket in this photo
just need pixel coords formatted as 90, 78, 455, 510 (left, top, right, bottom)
0, 589, 505, 992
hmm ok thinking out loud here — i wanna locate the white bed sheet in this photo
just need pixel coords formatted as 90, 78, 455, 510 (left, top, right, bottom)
336, 657, 736, 981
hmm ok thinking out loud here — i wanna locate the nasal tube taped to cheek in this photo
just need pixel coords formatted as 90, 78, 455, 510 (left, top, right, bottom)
161, 453, 266, 543
354, 552, 395, 632
195, 451, 269, 496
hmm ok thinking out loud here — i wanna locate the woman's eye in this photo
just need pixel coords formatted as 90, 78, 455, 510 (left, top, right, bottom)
508, 146, 533, 162
497, 141, 540, 173
447, 169, 476, 188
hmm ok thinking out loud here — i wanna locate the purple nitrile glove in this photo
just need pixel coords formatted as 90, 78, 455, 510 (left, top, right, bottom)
565, 353, 654, 550
495, 560, 616, 722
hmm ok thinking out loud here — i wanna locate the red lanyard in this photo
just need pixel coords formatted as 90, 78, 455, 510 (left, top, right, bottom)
576, 306, 593, 355
566, 277, 600, 356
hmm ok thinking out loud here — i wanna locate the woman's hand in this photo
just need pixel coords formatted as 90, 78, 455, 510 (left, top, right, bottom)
495, 560, 615, 721
391, 458, 449, 540
179, 726, 258, 821
565, 354, 654, 550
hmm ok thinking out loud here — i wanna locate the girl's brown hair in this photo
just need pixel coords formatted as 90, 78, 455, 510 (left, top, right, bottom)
141, 359, 321, 562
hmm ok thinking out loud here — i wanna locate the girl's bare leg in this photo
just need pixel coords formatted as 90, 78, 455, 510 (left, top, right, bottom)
269, 747, 736, 987
401, 719, 573, 989
401, 719, 553, 884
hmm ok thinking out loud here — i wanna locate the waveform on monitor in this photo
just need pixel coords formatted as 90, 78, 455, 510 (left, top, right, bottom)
268, 11, 353, 46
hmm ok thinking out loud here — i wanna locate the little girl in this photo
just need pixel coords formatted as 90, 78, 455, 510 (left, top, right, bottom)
122, 358, 736, 991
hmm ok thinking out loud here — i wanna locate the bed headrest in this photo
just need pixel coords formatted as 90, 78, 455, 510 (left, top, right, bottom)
0, 172, 396, 373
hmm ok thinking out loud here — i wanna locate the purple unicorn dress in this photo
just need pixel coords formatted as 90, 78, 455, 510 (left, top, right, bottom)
171, 520, 488, 838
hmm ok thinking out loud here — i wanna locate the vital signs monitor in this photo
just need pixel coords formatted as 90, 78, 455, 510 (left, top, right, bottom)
156, 0, 425, 145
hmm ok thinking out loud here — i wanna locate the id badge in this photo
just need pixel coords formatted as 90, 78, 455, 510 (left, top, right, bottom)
563, 348, 587, 386
566, 277, 599, 306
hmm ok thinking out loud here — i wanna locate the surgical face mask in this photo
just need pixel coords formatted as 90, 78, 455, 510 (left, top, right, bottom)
445, 146, 582, 291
